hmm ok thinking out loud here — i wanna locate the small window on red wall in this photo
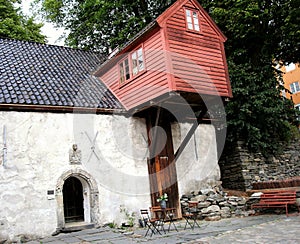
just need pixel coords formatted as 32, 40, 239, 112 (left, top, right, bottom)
119, 58, 130, 84
131, 47, 144, 76
119, 46, 145, 85
185, 9, 200, 32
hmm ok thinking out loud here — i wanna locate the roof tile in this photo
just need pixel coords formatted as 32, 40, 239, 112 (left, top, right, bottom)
0, 38, 122, 110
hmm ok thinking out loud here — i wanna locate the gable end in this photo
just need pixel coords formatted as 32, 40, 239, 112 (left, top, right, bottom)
157, 0, 226, 42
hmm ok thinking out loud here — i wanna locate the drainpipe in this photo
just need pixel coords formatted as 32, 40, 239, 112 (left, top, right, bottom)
2, 125, 7, 167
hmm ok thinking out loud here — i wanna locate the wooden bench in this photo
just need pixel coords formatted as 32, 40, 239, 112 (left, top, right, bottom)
251, 190, 299, 216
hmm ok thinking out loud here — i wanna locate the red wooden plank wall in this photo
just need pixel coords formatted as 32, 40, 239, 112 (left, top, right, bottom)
99, 0, 231, 111
166, 3, 230, 97
100, 30, 170, 110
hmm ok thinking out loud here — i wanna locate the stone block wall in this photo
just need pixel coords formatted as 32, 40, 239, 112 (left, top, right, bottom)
180, 184, 252, 221
219, 139, 300, 190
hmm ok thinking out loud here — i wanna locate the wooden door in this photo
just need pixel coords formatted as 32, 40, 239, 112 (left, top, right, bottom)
146, 108, 181, 217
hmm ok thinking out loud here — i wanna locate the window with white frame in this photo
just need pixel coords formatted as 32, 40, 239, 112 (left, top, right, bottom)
131, 47, 144, 76
290, 81, 300, 94
185, 9, 200, 31
119, 46, 144, 85
119, 58, 130, 84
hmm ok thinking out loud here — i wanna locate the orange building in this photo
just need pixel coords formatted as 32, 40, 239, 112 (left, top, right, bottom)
282, 63, 300, 112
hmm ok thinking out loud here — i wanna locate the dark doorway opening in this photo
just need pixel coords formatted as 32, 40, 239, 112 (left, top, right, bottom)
63, 177, 84, 223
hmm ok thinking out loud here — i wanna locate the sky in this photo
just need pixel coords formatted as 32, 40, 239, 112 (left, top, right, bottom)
21, 0, 65, 46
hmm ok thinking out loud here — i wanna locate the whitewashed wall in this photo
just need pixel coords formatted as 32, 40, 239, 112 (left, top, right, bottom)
0, 111, 220, 241
172, 123, 220, 194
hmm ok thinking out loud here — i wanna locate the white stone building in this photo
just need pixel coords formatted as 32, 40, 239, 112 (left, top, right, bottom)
0, 38, 221, 241
0, 0, 231, 241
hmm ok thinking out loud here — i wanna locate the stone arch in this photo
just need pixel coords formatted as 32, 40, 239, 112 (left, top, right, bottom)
55, 168, 100, 230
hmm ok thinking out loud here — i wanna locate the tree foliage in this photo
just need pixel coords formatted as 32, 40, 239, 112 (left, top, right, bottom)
36, 0, 174, 53
199, 0, 300, 154
201, 0, 300, 65
36, 0, 299, 154
0, 0, 46, 43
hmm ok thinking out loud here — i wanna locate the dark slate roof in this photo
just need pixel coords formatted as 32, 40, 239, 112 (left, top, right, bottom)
0, 38, 123, 111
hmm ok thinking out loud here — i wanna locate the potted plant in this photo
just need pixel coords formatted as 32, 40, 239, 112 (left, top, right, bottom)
157, 193, 168, 209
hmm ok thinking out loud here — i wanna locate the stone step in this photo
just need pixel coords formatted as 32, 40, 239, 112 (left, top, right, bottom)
61, 222, 95, 233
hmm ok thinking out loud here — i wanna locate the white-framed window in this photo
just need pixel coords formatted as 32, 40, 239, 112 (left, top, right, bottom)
131, 47, 144, 76
119, 58, 130, 84
119, 46, 145, 85
290, 81, 300, 94
185, 9, 200, 32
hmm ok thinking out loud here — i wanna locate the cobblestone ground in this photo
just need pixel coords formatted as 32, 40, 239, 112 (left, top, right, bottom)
26, 214, 300, 244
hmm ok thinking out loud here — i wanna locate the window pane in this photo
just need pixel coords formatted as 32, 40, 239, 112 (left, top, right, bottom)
119, 63, 124, 83
186, 10, 193, 30
132, 52, 138, 75
295, 82, 300, 92
124, 58, 130, 80
137, 48, 144, 71
193, 11, 200, 31
291, 82, 300, 93
186, 9, 191, 17
290, 84, 296, 93
193, 11, 198, 21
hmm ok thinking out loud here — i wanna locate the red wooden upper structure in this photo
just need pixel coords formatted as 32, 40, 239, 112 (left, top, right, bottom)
94, 0, 232, 112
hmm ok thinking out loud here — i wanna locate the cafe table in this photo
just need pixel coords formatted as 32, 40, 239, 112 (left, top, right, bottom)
150, 207, 178, 232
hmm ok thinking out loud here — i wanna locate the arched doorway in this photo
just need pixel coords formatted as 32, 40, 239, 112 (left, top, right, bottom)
63, 177, 84, 223
56, 169, 100, 231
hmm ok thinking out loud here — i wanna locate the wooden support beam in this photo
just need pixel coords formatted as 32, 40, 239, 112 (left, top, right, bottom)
174, 108, 208, 161
149, 106, 161, 160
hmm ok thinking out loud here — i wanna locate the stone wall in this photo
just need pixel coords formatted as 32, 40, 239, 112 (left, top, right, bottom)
0, 111, 221, 242
219, 139, 300, 190
0, 111, 151, 241
180, 184, 251, 221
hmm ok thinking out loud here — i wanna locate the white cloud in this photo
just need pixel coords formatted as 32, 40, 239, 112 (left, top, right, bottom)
41, 23, 66, 46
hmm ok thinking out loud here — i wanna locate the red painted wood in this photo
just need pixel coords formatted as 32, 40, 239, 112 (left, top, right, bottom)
164, 2, 231, 97
96, 0, 231, 110
251, 191, 298, 216
99, 29, 170, 110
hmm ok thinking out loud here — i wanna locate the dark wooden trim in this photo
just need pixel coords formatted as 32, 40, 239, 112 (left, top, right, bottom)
0, 104, 124, 115
220, 41, 232, 98
174, 107, 208, 160
149, 106, 161, 161
145, 108, 181, 217
174, 119, 198, 160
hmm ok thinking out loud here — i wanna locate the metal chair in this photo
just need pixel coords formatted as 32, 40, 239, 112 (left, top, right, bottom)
140, 209, 163, 237
182, 201, 201, 230
149, 206, 166, 234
